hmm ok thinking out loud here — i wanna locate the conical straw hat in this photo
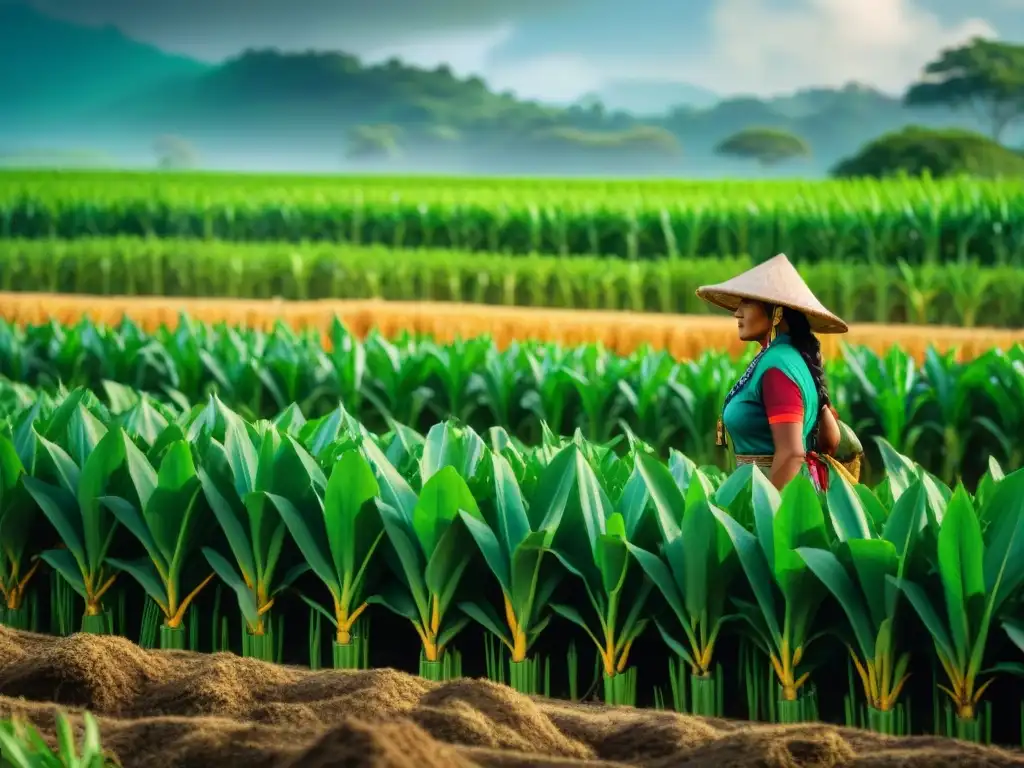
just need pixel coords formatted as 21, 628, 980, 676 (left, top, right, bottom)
695, 254, 848, 334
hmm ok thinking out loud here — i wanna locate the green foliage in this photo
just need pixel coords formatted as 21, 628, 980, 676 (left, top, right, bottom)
0, 316, 1020, 488
4, 171, 1024, 267
346, 124, 402, 162
904, 38, 1024, 141
527, 126, 681, 157
0, 710, 118, 767
715, 127, 810, 165
832, 126, 1024, 179
1, 238, 1022, 326
2, 383, 1023, 737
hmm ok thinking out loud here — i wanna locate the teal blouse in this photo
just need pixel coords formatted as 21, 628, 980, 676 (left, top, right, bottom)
721, 334, 819, 456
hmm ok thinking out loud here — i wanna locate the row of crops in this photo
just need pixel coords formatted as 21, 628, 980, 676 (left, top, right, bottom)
2, 382, 1024, 744
1, 316, 1021, 485
3, 238, 1023, 326
2, 171, 1024, 264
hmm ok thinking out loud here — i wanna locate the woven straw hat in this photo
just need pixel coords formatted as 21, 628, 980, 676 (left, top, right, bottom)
696, 254, 848, 334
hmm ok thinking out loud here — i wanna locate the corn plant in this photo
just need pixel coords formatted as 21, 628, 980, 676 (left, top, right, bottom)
457, 445, 575, 693
195, 401, 312, 659
99, 437, 214, 649
23, 410, 133, 634
0, 428, 41, 629
892, 469, 1024, 741
548, 447, 655, 705
0, 316, 1021, 486
627, 451, 736, 715
713, 469, 830, 722
3, 171, 1024, 270
361, 422, 487, 679
793, 471, 930, 733
270, 448, 383, 668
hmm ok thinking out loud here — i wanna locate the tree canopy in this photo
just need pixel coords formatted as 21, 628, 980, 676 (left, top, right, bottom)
346, 124, 402, 162
714, 127, 810, 165
830, 126, 1024, 179
904, 38, 1024, 142
153, 135, 198, 169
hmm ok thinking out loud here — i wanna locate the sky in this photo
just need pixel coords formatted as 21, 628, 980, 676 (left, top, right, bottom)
16, 0, 1024, 102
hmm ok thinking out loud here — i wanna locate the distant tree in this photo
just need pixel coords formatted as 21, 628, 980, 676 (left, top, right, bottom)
153, 135, 198, 169
904, 38, 1024, 142
715, 127, 810, 166
529, 125, 681, 157
346, 124, 402, 161
830, 126, 1024, 179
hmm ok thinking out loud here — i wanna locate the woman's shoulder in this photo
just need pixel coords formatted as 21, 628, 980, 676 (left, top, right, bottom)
754, 341, 808, 382
759, 340, 804, 367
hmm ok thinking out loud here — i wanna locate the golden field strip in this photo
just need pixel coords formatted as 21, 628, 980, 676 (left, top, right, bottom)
1, 292, 1020, 361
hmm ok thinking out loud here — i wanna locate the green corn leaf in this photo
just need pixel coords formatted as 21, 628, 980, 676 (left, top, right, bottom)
23, 476, 87, 571
457, 599, 511, 646
202, 546, 260, 627
846, 538, 899, 630
266, 492, 337, 592
751, 468, 780, 572
197, 466, 256, 587
936, 486, 985, 668
795, 546, 876, 658
825, 467, 873, 541
39, 548, 87, 598
77, 427, 125, 574
99, 495, 164, 572
891, 572, 956, 662
106, 556, 169, 609
377, 501, 429, 624
491, 451, 531, 554
635, 451, 683, 542
325, 449, 381, 583
712, 505, 780, 644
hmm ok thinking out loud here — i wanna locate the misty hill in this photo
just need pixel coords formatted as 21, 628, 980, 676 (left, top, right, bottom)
1, 5, 1010, 176
114, 49, 565, 137
580, 80, 720, 114
0, 4, 209, 130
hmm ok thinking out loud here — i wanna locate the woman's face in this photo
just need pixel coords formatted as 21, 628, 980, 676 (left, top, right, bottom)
733, 300, 772, 342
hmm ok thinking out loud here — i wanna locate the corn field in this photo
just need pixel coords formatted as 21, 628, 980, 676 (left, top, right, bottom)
0, 316, 1021, 485
1, 294, 1019, 363
2, 238, 1023, 326
1, 385, 1024, 743
2, 171, 1024, 264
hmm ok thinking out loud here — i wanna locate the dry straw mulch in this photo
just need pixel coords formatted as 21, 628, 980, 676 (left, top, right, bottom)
1, 627, 1023, 767
0, 293, 1021, 361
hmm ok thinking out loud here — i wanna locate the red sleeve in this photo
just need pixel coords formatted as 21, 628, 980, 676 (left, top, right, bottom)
762, 368, 804, 425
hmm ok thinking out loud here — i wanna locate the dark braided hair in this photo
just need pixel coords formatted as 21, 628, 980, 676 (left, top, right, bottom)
780, 306, 831, 450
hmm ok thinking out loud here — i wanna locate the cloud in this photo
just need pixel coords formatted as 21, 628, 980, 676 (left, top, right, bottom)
486, 54, 605, 101
699, 0, 996, 95
359, 23, 601, 101
394, 0, 1006, 105
362, 25, 518, 79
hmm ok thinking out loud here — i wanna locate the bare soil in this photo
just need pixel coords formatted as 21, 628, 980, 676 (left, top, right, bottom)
1, 628, 1022, 767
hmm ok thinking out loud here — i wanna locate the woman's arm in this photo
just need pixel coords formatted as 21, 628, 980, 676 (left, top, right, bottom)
817, 405, 841, 456
762, 368, 807, 490
768, 421, 807, 489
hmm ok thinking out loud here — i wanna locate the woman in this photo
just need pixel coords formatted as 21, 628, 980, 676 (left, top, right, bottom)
696, 254, 848, 491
